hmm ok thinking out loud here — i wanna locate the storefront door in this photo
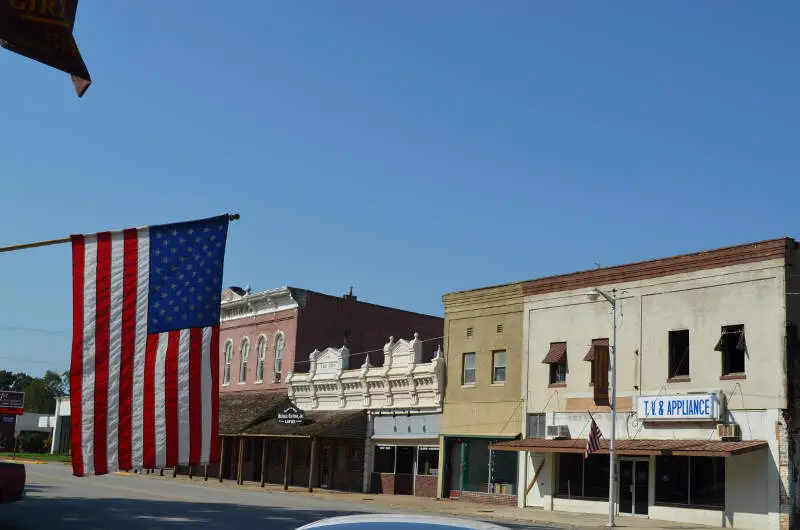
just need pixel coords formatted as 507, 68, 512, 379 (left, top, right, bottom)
319, 445, 332, 488
619, 459, 649, 516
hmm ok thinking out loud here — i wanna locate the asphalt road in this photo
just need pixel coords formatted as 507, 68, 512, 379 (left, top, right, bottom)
0, 464, 549, 530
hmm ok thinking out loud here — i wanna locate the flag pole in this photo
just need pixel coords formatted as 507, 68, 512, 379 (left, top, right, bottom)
0, 213, 241, 254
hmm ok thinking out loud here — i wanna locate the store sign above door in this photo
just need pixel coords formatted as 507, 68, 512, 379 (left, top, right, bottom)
637, 393, 720, 421
276, 405, 305, 426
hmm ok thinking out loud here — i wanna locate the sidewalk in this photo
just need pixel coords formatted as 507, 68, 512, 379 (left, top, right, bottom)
122, 472, 714, 529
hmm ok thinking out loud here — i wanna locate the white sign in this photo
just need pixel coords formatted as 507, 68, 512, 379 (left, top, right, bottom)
637, 393, 720, 421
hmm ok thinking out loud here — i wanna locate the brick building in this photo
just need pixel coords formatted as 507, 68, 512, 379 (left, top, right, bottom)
213, 285, 443, 492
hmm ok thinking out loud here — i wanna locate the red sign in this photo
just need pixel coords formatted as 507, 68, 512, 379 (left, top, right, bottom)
0, 391, 24, 415
0, 0, 91, 96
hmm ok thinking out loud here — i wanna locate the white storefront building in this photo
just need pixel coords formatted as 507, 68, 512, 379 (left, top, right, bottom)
489, 238, 800, 529
287, 333, 445, 496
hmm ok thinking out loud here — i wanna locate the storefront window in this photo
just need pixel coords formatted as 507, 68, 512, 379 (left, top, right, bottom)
583, 454, 609, 499
557, 453, 583, 497
417, 447, 439, 476
690, 456, 725, 507
556, 454, 608, 499
374, 446, 395, 473
655, 456, 724, 508
490, 450, 518, 495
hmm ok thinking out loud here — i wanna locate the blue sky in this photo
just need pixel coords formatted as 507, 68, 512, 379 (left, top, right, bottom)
0, 2, 797, 376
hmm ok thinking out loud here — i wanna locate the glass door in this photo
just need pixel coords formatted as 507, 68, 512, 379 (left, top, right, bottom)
619, 459, 649, 516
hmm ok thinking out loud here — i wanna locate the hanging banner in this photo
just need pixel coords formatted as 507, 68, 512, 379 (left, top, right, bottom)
593, 345, 609, 406
0, 0, 91, 96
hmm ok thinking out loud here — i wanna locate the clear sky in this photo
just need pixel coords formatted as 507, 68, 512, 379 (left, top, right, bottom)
0, 1, 797, 376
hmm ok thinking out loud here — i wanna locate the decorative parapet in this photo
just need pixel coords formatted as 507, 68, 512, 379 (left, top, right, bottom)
220, 286, 301, 322
287, 333, 444, 412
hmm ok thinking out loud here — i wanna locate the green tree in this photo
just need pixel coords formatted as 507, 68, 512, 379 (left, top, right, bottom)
20, 378, 55, 413
0, 371, 33, 391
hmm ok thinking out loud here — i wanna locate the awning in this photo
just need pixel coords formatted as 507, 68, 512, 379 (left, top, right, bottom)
489, 438, 768, 457
542, 342, 567, 364
242, 409, 366, 439
583, 338, 608, 361
219, 391, 291, 435
714, 328, 747, 352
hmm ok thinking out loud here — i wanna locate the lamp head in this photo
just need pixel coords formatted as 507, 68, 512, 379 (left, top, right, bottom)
586, 288, 601, 301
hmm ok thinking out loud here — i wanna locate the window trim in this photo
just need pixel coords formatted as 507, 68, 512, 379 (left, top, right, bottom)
492, 350, 507, 384
462, 352, 476, 386
274, 331, 285, 377
255, 334, 267, 383
238, 337, 250, 384
222, 339, 233, 386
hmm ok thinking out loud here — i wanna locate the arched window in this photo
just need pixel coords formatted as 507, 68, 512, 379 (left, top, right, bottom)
256, 335, 267, 383
274, 332, 285, 375
223, 340, 233, 385
239, 337, 250, 383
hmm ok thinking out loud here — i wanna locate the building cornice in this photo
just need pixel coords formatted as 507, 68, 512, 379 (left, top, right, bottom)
220, 286, 300, 322
523, 238, 792, 297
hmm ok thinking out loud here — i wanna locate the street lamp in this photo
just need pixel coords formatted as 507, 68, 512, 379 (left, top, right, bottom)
587, 287, 617, 527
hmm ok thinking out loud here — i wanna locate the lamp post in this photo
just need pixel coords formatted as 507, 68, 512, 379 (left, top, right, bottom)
588, 287, 617, 527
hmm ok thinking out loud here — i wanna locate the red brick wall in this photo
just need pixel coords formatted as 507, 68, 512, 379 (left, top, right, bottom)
219, 308, 298, 393
372, 472, 396, 494
295, 292, 443, 371
414, 475, 437, 497
451, 490, 518, 506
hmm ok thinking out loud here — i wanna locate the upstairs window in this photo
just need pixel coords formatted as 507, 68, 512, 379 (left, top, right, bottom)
462, 352, 476, 385
583, 338, 608, 385
239, 338, 250, 383
668, 330, 690, 379
492, 350, 507, 384
543, 342, 567, 386
274, 332, 285, 375
715, 324, 746, 376
256, 336, 267, 383
222, 340, 233, 385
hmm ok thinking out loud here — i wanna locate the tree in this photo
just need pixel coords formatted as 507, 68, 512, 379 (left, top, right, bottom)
20, 379, 54, 414
0, 371, 33, 392
42, 370, 66, 398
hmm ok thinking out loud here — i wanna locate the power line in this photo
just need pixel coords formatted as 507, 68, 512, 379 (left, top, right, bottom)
0, 324, 67, 335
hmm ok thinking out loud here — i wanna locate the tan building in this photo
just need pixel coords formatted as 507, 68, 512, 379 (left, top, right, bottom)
437, 283, 524, 504
489, 238, 800, 530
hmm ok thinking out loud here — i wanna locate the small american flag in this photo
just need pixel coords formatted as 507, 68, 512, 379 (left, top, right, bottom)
585, 418, 602, 459
70, 215, 229, 476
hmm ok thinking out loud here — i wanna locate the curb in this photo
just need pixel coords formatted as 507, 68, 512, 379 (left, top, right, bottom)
0, 458, 47, 465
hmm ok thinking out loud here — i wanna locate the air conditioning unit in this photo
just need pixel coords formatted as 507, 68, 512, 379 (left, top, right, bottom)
716, 423, 741, 441
546, 425, 570, 440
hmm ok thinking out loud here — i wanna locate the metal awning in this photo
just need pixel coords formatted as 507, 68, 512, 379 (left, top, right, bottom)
489, 438, 768, 457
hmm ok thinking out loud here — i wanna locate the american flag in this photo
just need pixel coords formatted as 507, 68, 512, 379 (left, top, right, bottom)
69, 215, 229, 477
585, 418, 602, 459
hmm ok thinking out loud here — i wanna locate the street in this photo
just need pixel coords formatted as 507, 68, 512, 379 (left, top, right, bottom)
0, 464, 547, 530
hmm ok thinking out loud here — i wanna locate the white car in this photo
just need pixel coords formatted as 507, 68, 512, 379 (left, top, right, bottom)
296, 514, 510, 530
